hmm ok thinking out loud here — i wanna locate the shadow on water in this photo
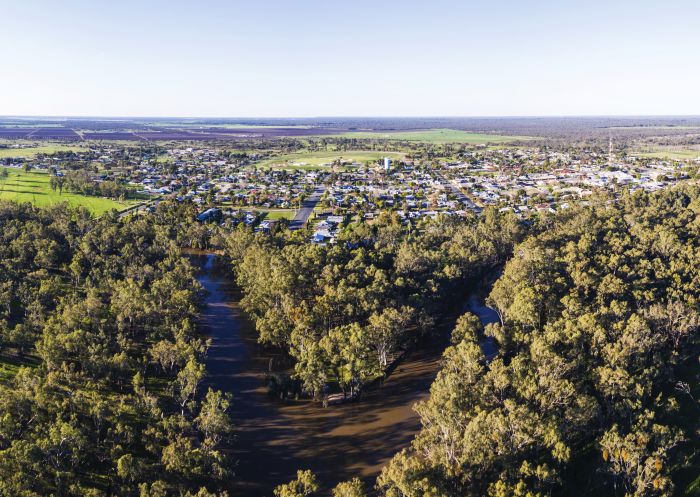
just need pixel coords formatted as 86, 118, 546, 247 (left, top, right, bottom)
465, 294, 500, 360
195, 253, 499, 496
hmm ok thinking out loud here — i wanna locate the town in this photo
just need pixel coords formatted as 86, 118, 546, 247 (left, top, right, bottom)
1, 134, 696, 244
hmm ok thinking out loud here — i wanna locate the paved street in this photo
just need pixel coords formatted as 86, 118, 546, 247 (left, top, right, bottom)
289, 185, 325, 230
434, 173, 479, 211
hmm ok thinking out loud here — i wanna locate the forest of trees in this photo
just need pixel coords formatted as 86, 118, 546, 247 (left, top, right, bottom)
222, 209, 522, 400
374, 187, 700, 497
0, 202, 230, 496
1, 184, 699, 497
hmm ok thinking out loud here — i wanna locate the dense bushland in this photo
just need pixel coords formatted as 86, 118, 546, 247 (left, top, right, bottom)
0, 202, 230, 497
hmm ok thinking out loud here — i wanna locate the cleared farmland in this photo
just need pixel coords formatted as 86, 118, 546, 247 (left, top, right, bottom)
0, 167, 136, 214
634, 146, 700, 160
322, 128, 536, 144
0, 144, 87, 158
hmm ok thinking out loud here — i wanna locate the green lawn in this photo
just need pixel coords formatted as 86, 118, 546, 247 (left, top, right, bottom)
261, 209, 296, 220
256, 150, 405, 170
321, 128, 535, 144
635, 146, 700, 160
0, 168, 136, 214
0, 144, 87, 158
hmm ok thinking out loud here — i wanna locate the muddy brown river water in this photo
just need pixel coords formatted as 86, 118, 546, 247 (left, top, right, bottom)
196, 254, 498, 496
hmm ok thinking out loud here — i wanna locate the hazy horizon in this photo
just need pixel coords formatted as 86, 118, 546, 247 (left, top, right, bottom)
4, 114, 700, 120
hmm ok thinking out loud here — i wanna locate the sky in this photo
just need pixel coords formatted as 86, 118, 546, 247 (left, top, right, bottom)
1, 0, 699, 118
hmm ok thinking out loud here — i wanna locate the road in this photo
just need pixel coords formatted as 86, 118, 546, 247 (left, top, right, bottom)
118, 186, 324, 226
434, 173, 480, 211
117, 200, 155, 218
289, 185, 325, 230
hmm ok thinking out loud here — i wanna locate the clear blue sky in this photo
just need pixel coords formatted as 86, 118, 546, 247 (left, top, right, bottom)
1, 0, 699, 117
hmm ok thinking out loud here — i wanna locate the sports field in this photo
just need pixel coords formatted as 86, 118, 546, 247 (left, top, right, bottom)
256, 151, 405, 170
0, 167, 136, 214
324, 128, 535, 144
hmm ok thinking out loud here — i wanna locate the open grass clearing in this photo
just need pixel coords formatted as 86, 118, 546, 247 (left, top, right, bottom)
260, 209, 297, 220
0, 167, 137, 214
0, 143, 87, 158
634, 146, 700, 160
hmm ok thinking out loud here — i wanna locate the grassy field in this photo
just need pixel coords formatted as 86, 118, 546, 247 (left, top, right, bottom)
261, 209, 296, 220
322, 128, 535, 144
0, 144, 87, 158
0, 167, 136, 214
634, 146, 700, 160
256, 150, 405, 170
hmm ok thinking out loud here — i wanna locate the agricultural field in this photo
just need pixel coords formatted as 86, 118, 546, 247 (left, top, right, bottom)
0, 143, 87, 158
609, 125, 700, 130
634, 146, 700, 160
0, 128, 81, 139
0, 167, 136, 214
0, 123, 64, 128
255, 150, 405, 170
142, 122, 315, 129
0, 122, 537, 143
325, 128, 535, 144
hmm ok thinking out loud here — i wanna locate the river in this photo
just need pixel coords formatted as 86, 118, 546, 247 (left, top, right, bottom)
197, 254, 499, 496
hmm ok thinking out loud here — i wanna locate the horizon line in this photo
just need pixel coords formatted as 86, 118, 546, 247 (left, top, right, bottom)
3, 114, 700, 121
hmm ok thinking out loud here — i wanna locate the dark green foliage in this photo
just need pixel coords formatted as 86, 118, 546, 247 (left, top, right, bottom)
378, 187, 700, 497
224, 209, 523, 400
0, 201, 231, 496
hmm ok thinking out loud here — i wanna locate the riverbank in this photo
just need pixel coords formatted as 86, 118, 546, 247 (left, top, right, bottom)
196, 253, 499, 496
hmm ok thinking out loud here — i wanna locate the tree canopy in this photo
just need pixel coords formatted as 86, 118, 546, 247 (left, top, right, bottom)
224, 209, 523, 400
0, 201, 231, 496
378, 187, 700, 497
